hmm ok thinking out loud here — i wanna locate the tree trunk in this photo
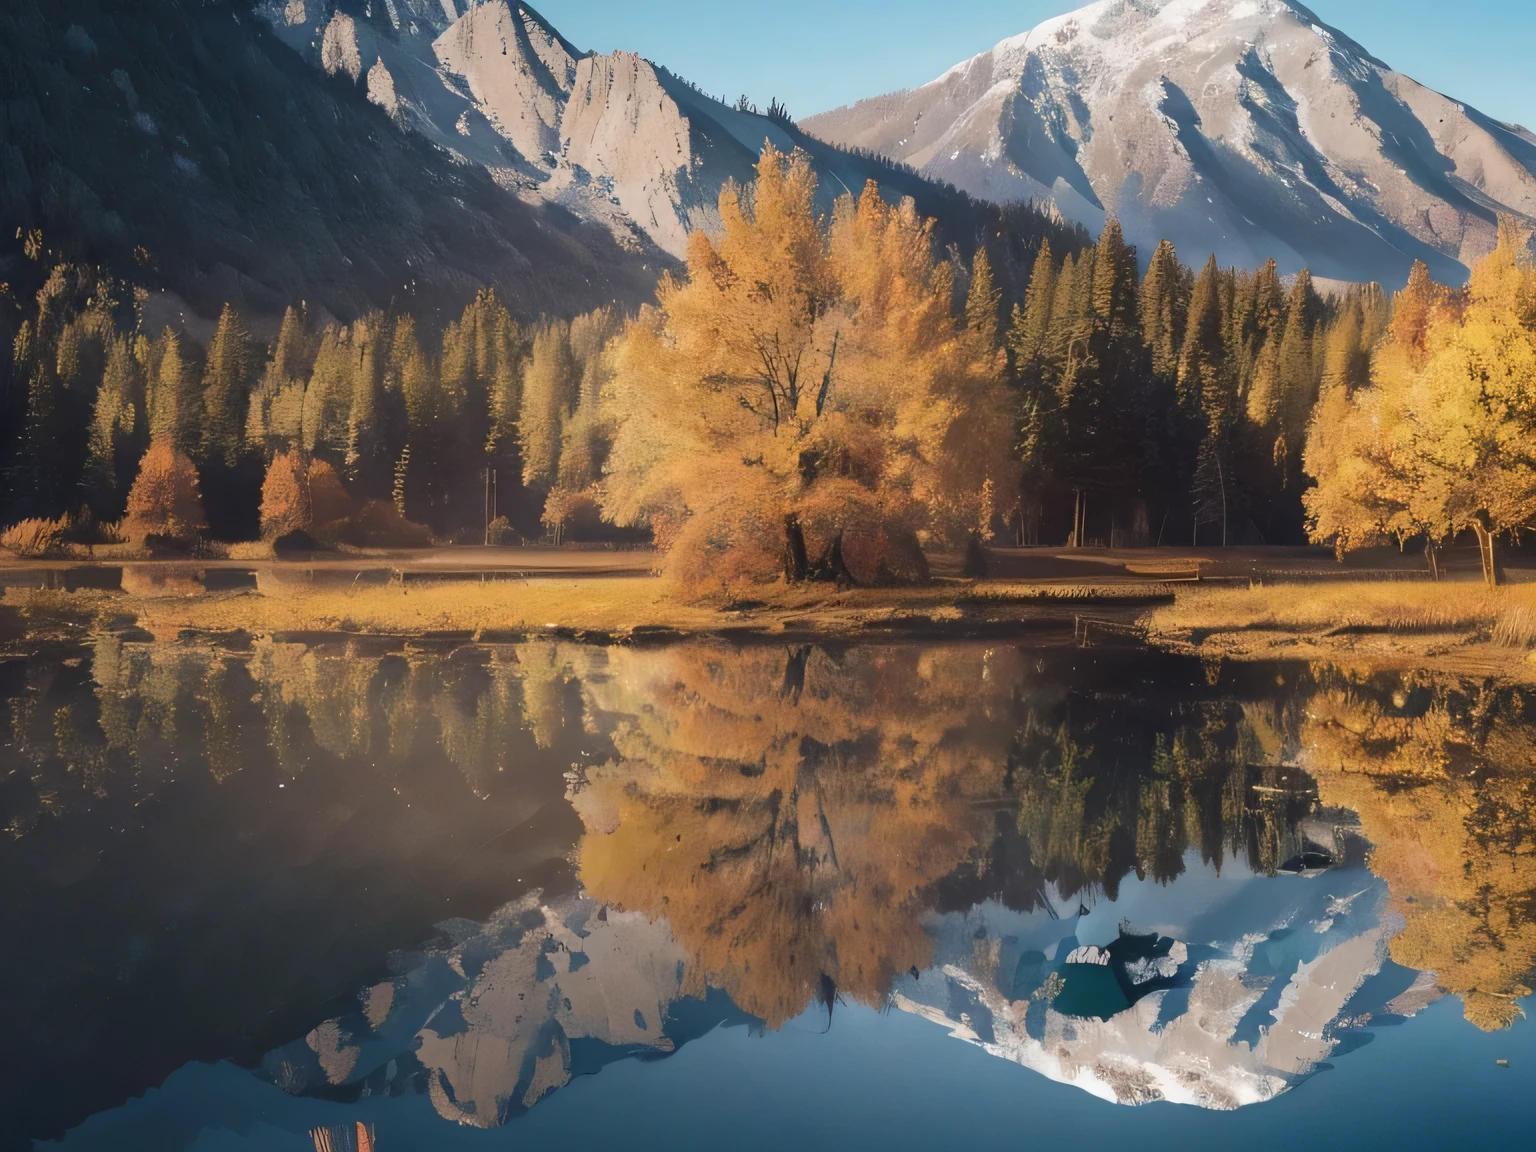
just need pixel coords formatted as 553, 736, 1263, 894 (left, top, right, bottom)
1471, 517, 1502, 588
783, 513, 809, 583
809, 529, 856, 587
1424, 540, 1440, 582
963, 530, 989, 578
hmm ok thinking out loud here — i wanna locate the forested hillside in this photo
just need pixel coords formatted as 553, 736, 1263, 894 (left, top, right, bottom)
0, 0, 667, 323
4, 143, 1532, 589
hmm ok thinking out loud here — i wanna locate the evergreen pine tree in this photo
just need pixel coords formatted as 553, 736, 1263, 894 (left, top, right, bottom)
345, 315, 388, 492
147, 329, 198, 455
520, 319, 576, 490
84, 336, 146, 520
1178, 256, 1225, 417
247, 305, 317, 460
965, 247, 1003, 355
201, 304, 253, 467
301, 326, 354, 459
1007, 239, 1056, 372
1140, 239, 1185, 382
14, 319, 66, 517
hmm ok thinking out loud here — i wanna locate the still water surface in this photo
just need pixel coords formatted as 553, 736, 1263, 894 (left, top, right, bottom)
2, 634, 1532, 1149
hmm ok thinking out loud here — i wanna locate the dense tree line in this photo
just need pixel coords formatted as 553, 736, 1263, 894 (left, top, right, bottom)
4, 150, 1531, 587
0, 241, 622, 547
0, 148, 1082, 556
1007, 225, 1380, 548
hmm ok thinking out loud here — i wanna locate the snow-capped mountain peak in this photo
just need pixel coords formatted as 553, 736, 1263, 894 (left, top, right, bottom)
804, 0, 1536, 285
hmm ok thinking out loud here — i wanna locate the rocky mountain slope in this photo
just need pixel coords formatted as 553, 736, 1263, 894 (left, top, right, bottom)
261, 1, 1049, 265
804, 0, 1536, 286
0, 0, 674, 325
1, 0, 1074, 330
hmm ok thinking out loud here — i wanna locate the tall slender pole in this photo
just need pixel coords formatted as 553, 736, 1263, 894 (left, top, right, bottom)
1218, 457, 1228, 547
483, 468, 490, 546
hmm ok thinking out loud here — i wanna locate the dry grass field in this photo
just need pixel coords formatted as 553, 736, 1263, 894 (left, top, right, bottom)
1143, 579, 1536, 678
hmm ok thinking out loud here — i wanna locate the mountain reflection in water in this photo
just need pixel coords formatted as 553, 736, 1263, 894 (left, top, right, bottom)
2, 636, 1533, 1147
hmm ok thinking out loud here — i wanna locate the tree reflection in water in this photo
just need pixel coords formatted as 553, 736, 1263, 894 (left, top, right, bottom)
3, 637, 1534, 1134
1303, 671, 1536, 1030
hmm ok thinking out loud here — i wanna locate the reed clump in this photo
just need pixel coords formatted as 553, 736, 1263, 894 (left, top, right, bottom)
0, 517, 72, 558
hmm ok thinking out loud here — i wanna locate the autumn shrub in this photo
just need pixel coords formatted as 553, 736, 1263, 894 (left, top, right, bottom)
259, 450, 311, 541
332, 499, 432, 548
124, 442, 206, 544
486, 515, 515, 545
308, 459, 354, 537
541, 487, 600, 544
0, 516, 72, 557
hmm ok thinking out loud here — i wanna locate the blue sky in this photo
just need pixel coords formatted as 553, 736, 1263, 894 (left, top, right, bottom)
534, 0, 1535, 128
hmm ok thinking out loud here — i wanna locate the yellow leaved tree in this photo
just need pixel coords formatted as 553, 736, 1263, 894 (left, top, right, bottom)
1305, 223, 1536, 585
600, 145, 1014, 594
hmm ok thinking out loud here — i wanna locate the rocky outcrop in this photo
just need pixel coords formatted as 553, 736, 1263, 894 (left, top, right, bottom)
431, 0, 573, 165
258, 1, 995, 263
558, 53, 705, 257
261, 1, 754, 257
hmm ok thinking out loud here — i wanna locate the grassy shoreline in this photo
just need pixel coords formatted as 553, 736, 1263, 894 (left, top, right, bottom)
1141, 580, 1536, 679
1, 575, 1175, 650
5, 569, 1534, 679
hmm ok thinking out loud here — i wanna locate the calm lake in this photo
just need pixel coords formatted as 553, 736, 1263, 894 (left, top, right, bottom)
2, 633, 1532, 1150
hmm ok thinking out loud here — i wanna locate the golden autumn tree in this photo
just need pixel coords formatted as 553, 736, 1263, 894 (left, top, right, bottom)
1306, 225, 1536, 585
600, 146, 1014, 594
1402, 220, 1536, 585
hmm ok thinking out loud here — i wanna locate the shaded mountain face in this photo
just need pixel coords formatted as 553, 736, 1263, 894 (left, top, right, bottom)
0, 0, 669, 325
0, 0, 1073, 331
803, 0, 1536, 287
259, 1, 1056, 265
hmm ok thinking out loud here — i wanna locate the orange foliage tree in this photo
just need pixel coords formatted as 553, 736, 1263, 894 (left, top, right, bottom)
600, 146, 1014, 594
124, 441, 206, 542
259, 451, 354, 540
259, 449, 311, 540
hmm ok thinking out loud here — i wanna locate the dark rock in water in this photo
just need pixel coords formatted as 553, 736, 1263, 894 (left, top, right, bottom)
1280, 850, 1335, 874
